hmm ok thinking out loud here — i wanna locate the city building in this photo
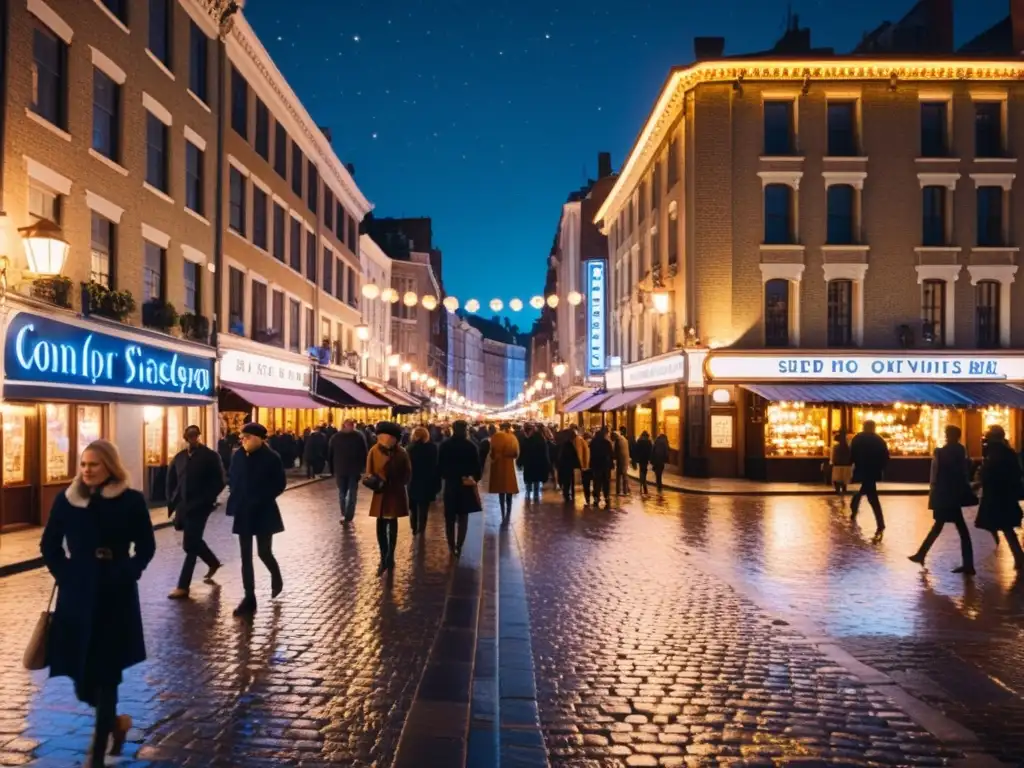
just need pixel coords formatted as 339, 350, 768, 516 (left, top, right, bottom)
466, 315, 528, 408
447, 313, 485, 405
596, 0, 1024, 482
390, 252, 444, 388
359, 234, 392, 382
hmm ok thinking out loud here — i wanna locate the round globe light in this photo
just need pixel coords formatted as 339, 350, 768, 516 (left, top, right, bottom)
509, 298, 523, 312
422, 295, 438, 311
362, 283, 381, 300
465, 299, 480, 313
529, 296, 545, 310
489, 298, 503, 312
567, 291, 583, 306
403, 291, 419, 307
443, 296, 459, 312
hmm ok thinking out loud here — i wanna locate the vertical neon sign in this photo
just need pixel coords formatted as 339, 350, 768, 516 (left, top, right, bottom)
585, 259, 606, 376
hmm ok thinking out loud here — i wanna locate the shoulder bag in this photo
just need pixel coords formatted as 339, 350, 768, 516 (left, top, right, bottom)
23, 582, 57, 670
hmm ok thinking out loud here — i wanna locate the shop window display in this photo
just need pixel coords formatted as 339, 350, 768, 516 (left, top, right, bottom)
144, 407, 166, 467
45, 404, 71, 482
76, 405, 103, 455
635, 406, 653, 439
982, 406, 1012, 434
3, 411, 26, 485
852, 404, 961, 456
657, 396, 681, 450
765, 402, 829, 457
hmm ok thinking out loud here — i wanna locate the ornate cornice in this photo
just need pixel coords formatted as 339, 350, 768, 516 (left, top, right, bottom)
595, 58, 1024, 230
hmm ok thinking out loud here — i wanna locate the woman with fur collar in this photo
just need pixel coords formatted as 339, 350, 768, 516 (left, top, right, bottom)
40, 440, 156, 766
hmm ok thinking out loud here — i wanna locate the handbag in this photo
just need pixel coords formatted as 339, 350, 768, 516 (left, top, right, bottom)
362, 474, 385, 492
23, 582, 57, 671
462, 477, 483, 512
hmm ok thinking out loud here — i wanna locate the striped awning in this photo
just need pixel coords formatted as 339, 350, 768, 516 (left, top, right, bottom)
599, 389, 654, 412
741, 383, 975, 407
563, 389, 609, 413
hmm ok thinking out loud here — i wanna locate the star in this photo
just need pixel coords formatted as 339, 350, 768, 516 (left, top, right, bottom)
371, 132, 378, 139
544, 33, 551, 39
353, 34, 361, 42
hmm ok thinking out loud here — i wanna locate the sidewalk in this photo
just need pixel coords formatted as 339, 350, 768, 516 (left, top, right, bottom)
0, 470, 327, 577
628, 465, 928, 496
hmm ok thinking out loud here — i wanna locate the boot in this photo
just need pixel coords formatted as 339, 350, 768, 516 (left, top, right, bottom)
232, 596, 257, 616
109, 715, 132, 756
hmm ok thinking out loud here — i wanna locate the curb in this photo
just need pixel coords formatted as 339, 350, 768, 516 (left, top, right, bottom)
627, 470, 928, 497
0, 476, 329, 579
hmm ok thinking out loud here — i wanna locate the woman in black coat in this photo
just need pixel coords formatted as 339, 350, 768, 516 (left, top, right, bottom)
520, 425, 551, 503
976, 425, 1024, 569
40, 440, 156, 766
438, 420, 483, 557
227, 423, 287, 616
909, 425, 975, 574
407, 427, 440, 535
651, 434, 670, 495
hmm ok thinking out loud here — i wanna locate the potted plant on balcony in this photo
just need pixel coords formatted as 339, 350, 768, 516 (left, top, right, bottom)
142, 299, 179, 332
31, 275, 73, 308
179, 313, 211, 343
82, 281, 136, 322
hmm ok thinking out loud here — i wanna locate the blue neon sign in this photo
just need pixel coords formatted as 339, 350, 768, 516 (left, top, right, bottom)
585, 259, 607, 376
5, 313, 214, 398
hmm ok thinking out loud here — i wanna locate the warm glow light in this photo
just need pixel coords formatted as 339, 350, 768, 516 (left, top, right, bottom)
143, 406, 163, 422
465, 299, 480, 313
662, 395, 681, 411
652, 291, 671, 314
529, 296, 544, 310
411, 371, 420, 382
553, 362, 567, 377
509, 298, 523, 312
712, 388, 731, 404
443, 296, 460, 312
546, 295, 559, 308
544, 381, 553, 390
567, 291, 583, 306
421, 295, 438, 311
427, 377, 438, 388
387, 354, 401, 367
362, 283, 380, 300
489, 298, 503, 312
355, 323, 371, 341
381, 288, 399, 303
403, 291, 419, 307
19, 219, 69, 277
537, 372, 547, 379
401, 362, 412, 373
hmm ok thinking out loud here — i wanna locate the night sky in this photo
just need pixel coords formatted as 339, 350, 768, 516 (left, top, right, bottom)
246, 0, 1004, 319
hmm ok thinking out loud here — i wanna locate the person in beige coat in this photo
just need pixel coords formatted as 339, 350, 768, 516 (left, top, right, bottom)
489, 422, 520, 521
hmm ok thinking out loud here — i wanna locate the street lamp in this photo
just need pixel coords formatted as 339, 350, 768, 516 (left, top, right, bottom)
355, 323, 371, 380
553, 362, 567, 378
652, 291, 671, 315
18, 218, 70, 277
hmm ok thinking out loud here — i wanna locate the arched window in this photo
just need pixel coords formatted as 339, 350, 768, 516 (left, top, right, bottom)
826, 184, 855, 245
921, 279, 946, 346
764, 279, 790, 347
975, 280, 1000, 348
827, 280, 853, 347
764, 184, 794, 244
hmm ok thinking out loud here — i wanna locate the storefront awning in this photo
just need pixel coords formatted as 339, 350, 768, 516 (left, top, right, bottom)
563, 390, 609, 413
220, 383, 327, 410
940, 383, 1024, 408
741, 383, 976, 407
317, 372, 391, 407
599, 389, 654, 412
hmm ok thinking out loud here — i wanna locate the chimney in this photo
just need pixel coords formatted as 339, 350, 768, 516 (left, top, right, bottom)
597, 152, 612, 178
1013, 0, 1024, 54
693, 36, 725, 61
345, 162, 355, 177
927, 0, 953, 53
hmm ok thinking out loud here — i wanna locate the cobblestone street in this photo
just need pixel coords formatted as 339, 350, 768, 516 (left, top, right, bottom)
1, 481, 1023, 766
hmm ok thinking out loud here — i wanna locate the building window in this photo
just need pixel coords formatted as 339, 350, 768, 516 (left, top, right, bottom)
289, 217, 302, 272
252, 186, 268, 250
667, 136, 679, 188
143, 241, 164, 303
31, 22, 67, 129
271, 290, 285, 346
146, 113, 168, 192
251, 281, 268, 341
827, 280, 853, 347
272, 203, 285, 262
651, 227, 660, 271
100, 0, 128, 22
323, 248, 334, 294
255, 99, 269, 160
764, 279, 790, 347
29, 181, 62, 224
347, 267, 357, 306
305, 307, 315, 350
306, 231, 317, 283
289, 299, 301, 352
291, 143, 303, 198
336, 203, 345, 242
148, 0, 171, 68
185, 141, 204, 215
324, 189, 334, 230
188, 21, 207, 102
92, 68, 120, 161
975, 280, 1000, 349
90, 213, 114, 287
763, 101, 794, 155
827, 101, 857, 156
922, 279, 946, 346
231, 66, 248, 138
274, 124, 288, 179
321, 317, 331, 348
764, 184, 794, 244
228, 267, 245, 334
183, 259, 199, 314
334, 257, 343, 300
977, 186, 1004, 247
975, 101, 1003, 158
307, 161, 319, 214
921, 186, 947, 246
347, 216, 357, 251
920, 101, 948, 157
651, 161, 661, 209
229, 167, 246, 235
826, 184, 855, 244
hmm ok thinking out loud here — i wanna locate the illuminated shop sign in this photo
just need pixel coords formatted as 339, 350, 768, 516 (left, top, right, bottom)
220, 349, 311, 390
5, 312, 214, 397
585, 260, 606, 376
706, 353, 1024, 382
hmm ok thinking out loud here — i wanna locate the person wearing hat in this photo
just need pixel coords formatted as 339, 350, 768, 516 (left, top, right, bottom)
365, 421, 412, 575
226, 423, 287, 616
976, 424, 1024, 569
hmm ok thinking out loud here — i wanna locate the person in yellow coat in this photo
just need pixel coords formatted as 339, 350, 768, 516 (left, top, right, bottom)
489, 422, 520, 521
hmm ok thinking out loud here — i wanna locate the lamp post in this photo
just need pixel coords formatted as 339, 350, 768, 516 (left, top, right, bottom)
355, 323, 370, 380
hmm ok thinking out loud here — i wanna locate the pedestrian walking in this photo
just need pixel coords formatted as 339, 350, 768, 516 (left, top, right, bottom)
580, 430, 595, 505
612, 429, 631, 496
478, 426, 493, 468
303, 425, 328, 477
589, 428, 614, 509
166, 425, 226, 599
633, 431, 653, 495
520, 424, 550, 503
40, 440, 156, 766
328, 419, 368, 524
975, 425, 1024, 569
218, 431, 239, 473
438, 420, 483, 557
489, 422, 520, 521
651, 434, 670, 495
366, 422, 412, 575
544, 426, 559, 490
850, 420, 889, 533
557, 426, 582, 502
909, 425, 976, 574
830, 431, 853, 501
408, 427, 440, 535
227, 423, 286, 617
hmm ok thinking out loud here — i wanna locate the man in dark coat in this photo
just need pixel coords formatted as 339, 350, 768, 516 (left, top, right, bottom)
589, 428, 614, 510
519, 424, 550, 503
328, 419, 368, 523
438, 420, 483, 557
227, 423, 287, 616
976, 425, 1024, 568
167, 425, 226, 599
303, 426, 328, 477
850, 419, 890, 533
